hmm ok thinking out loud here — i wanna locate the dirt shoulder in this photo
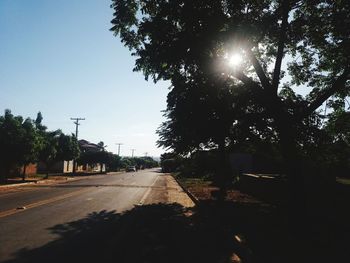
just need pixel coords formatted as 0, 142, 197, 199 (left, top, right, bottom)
174, 176, 339, 263
144, 174, 195, 208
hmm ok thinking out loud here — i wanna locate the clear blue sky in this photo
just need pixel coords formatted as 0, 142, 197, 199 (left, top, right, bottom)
0, 0, 169, 158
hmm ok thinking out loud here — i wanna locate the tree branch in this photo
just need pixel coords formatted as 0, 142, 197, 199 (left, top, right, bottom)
272, 0, 290, 93
302, 68, 350, 118
232, 69, 287, 120
245, 47, 272, 91
231, 70, 260, 87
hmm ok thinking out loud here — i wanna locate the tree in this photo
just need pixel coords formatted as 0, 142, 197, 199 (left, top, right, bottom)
56, 133, 80, 171
160, 152, 184, 173
34, 112, 81, 177
105, 152, 122, 171
120, 157, 133, 169
18, 117, 43, 181
0, 110, 83, 181
77, 151, 109, 173
97, 141, 108, 172
38, 130, 61, 179
141, 156, 159, 168
157, 73, 240, 154
0, 110, 43, 181
111, 0, 350, 203
97, 151, 109, 173
156, 74, 276, 188
134, 156, 158, 169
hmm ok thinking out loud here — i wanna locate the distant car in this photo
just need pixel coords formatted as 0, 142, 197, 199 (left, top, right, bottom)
126, 166, 136, 172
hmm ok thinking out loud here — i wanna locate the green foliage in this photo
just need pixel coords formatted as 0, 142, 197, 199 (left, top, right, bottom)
78, 151, 108, 166
0, 110, 43, 180
139, 156, 159, 168
112, 1, 350, 180
106, 152, 122, 171
121, 156, 159, 169
57, 134, 80, 162
160, 152, 184, 173
0, 110, 84, 180
37, 130, 61, 176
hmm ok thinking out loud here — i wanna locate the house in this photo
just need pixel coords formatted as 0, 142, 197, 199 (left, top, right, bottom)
78, 139, 103, 152
37, 160, 74, 174
37, 139, 106, 175
9, 163, 38, 177
76, 139, 106, 173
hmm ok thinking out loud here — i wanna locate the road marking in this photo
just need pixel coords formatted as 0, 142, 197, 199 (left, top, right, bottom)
0, 177, 165, 218
139, 176, 159, 205
0, 188, 90, 218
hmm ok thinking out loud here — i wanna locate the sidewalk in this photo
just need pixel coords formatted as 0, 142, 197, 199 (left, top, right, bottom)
0, 174, 100, 192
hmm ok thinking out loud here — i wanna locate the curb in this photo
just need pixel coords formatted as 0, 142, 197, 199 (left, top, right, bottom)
0, 177, 80, 190
0, 171, 125, 190
0, 181, 36, 189
171, 175, 200, 206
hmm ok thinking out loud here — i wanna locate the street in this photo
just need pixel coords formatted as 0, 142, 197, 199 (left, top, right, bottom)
0, 169, 191, 262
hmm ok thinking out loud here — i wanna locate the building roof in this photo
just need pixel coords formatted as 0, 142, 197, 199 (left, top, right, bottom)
78, 139, 103, 152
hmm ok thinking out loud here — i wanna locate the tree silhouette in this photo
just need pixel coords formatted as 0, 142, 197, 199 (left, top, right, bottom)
111, 1, 349, 207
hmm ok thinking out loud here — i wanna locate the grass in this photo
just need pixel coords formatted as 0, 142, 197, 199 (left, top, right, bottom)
177, 177, 212, 188
336, 177, 350, 185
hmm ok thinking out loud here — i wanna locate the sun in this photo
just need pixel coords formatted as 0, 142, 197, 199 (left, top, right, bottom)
228, 53, 243, 67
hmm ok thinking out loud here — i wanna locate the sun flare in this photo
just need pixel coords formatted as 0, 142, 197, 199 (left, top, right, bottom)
228, 53, 243, 67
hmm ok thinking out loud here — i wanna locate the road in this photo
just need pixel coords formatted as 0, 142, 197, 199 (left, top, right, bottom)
0, 168, 169, 262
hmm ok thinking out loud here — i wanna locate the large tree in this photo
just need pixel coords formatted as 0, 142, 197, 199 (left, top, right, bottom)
0, 110, 43, 181
111, 0, 350, 205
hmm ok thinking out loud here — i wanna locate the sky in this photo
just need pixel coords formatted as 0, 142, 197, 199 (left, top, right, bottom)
0, 0, 170, 158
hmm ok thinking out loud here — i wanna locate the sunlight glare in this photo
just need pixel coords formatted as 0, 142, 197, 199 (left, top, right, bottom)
228, 53, 243, 68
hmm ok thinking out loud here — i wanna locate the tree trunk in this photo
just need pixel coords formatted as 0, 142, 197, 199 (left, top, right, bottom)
270, 104, 306, 214
277, 120, 313, 261
0, 166, 8, 183
212, 137, 229, 201
45, 162, 50, 179
280, 134, 305, 209
72, 160, 76, 175
22, 164, 27, 181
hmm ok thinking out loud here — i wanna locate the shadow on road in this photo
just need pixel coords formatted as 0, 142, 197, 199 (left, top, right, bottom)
4, 203, 238, 263
4, 194, 343, 263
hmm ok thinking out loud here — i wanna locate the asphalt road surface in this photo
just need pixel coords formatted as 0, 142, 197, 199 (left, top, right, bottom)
0, 168, 164, 262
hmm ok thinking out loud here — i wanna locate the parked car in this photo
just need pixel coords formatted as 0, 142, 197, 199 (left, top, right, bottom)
126, 166, 136, 172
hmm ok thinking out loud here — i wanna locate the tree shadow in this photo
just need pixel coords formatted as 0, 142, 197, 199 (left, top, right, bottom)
4, 203, 239, 263
3, 197, 339, 263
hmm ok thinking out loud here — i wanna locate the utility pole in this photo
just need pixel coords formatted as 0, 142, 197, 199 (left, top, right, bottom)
131, 149, 135, 158
144, 152, 148, 157
70, 117, 85, 175
115, 143, 123, 156
71, 117, 85, 138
